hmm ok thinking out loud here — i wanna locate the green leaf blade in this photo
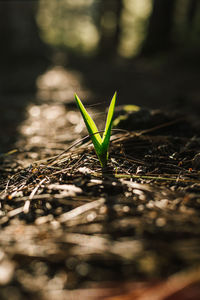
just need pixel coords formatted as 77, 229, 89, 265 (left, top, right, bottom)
74, 94, 102, 154
102, 91, 117, 142
102, 91, 116, 148
98, 92, 116, 167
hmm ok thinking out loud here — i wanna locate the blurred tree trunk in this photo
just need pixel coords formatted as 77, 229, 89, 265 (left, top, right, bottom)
0, 0, 49, 92
140, 0, 176, 56
187, 0, 198, 27
97, 0, 123, 59
0, 0, 48, 63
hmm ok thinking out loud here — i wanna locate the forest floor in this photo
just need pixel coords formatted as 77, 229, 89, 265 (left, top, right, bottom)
0, 58, 200, 299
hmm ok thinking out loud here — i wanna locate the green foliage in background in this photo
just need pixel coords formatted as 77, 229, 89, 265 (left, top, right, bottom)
37, 0, 200, 58
37, 0, 151, 57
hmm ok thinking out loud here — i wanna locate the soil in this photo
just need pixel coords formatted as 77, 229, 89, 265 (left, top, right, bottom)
0, 59, 200, 299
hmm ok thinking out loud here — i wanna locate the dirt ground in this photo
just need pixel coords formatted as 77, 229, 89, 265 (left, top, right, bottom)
0, 58, 200, 299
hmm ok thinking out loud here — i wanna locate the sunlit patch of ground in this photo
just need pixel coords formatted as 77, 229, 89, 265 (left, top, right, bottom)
12, 65, 99, 165
17, 102, 82, 158
36, 65, 91, 103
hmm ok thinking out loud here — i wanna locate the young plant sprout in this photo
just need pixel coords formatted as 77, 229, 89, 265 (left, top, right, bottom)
75, 92, 117, 168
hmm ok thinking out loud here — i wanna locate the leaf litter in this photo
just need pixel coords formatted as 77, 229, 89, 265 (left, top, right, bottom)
0, 104, 200, 299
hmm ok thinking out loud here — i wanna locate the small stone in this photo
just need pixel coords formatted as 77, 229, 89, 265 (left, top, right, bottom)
156, 217, 166, 227
0, 260, 15, 285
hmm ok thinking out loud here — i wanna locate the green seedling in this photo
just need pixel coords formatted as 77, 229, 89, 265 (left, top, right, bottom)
75, 92, 117, 168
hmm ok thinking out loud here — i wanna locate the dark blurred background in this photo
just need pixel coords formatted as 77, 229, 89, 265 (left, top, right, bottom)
0, 0, 200, 152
